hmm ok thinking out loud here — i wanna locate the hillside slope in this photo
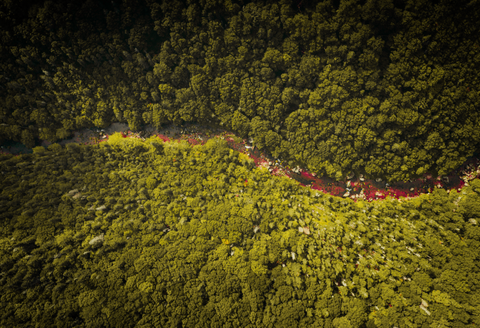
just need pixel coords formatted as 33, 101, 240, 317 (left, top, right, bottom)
1, 136, 479, 327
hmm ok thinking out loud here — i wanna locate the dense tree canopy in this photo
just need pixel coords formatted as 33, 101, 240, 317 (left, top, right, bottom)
1, 136, 480, 327
0, 0, 479, 182
1, 0, 480, 326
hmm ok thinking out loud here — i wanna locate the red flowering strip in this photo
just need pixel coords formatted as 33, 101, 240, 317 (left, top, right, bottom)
187, 138, 199, 145
301, 171, 315, 179
328, 186, 343, 197
40, 127, 474, 203
311, 183, 322, 191
156, 134, 170, 142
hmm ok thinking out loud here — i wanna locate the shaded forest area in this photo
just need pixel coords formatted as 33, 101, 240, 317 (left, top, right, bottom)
1, 0, 479, 182
1, 135, 480, 327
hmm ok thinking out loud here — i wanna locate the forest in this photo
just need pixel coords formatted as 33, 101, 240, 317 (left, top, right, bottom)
1, 0, 480, 326
0, 0, 479, 182
0, 135, 479, 327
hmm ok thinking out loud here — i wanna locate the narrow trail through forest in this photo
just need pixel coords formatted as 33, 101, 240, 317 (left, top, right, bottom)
1, 122, 479, 202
